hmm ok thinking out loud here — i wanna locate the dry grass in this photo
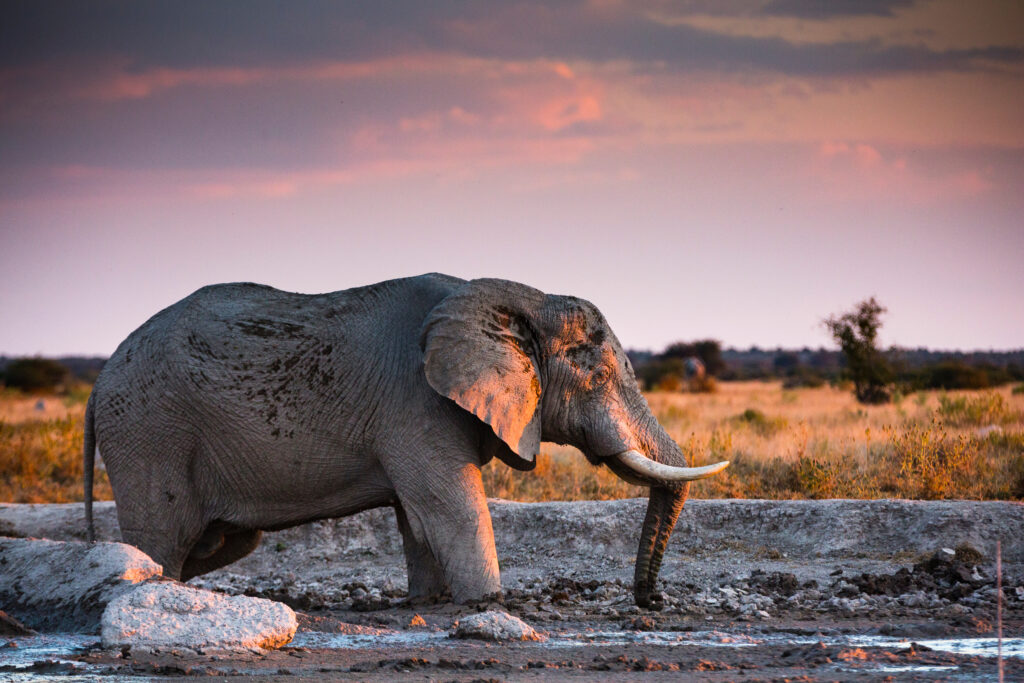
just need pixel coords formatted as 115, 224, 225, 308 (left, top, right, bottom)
1, 382, 1022, 504
0, 391, 112, 503
485, 382, 1024, 502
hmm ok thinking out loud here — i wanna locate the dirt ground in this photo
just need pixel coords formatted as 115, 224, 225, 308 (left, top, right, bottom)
2, 498, 1022, 681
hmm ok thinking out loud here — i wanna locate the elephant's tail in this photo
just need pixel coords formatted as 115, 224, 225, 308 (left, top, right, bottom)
84, 391, 96, 543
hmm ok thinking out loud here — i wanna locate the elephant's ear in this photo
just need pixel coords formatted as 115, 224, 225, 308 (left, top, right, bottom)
421, 279, 545, 466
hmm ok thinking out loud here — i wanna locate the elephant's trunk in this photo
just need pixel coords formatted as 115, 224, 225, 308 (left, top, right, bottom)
633, 484, 687, 609
601, 403, 727, 609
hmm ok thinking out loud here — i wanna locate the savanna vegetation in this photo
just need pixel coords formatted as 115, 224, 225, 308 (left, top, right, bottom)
2, 380, 1021, 504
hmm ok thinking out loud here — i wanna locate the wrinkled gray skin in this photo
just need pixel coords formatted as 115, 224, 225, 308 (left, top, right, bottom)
85, 274, 692, 607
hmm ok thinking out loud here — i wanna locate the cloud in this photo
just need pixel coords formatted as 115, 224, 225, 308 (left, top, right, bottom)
761, 0, 917, 19
814, 140, 995, 202
2, 1, 1021, 81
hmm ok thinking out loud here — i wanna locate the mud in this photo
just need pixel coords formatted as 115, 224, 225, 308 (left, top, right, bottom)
2, 499, 1022, 680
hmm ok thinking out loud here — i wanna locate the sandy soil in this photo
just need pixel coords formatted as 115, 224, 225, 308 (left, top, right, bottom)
2, 498, 1022, 681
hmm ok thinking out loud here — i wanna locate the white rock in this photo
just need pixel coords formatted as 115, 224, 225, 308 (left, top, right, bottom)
452, 610, 544, 642
0, 538, 162, 631
102, 581, 296, 651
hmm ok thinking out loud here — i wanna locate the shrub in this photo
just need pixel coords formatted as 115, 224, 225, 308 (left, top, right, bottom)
731, 408, 787, 437
915, 361, 991, 390
690, 375, 717, 394
885, 422, 986, 499
790, 457, 845, 499
936, 392, 1014, 427
782, 371, 826, 389
2, 358, 69, 393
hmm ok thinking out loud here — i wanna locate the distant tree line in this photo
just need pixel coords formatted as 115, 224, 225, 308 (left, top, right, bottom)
628, 343, 1024, 393
0, 356, 106, 392
2, 347, 1022, 396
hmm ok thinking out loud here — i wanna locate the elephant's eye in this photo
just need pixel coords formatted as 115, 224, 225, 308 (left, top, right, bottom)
593, 366, 611, 385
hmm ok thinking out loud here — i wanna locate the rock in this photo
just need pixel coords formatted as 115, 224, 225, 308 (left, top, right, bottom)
101, 582, 296, 651
451, 610, 544, 642
408, 614, 427, 628
0, 538, 162, 631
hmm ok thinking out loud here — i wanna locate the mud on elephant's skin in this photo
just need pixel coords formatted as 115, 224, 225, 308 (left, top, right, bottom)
84, 274, 727, 607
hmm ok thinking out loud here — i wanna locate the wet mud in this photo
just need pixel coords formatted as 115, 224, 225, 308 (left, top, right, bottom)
5, 557, 1022, 681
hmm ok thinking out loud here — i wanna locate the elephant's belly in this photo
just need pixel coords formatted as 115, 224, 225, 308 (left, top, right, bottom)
197, 439, 395, 530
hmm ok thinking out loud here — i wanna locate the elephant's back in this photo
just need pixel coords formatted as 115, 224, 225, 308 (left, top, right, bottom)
92, 274, 465, 448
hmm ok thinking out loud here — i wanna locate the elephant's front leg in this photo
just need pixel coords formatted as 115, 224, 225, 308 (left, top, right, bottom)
391, 457, 501, 604
395, 504, 449, 602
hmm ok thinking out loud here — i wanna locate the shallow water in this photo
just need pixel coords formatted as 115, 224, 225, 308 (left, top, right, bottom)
2, 629, 1021, 678
0, 634, 95, 669
0, 634, 128, 681
290, 628, 1024, 659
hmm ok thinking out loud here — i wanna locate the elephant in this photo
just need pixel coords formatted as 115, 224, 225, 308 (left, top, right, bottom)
84, 274, 728, 607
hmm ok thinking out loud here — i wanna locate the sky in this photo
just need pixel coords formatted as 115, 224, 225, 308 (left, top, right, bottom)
2, 0, 1022, 356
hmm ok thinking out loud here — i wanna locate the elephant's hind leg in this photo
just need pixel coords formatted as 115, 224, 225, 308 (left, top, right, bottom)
181, 528, 263, 581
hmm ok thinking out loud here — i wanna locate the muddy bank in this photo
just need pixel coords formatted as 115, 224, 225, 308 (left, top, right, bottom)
3, 498, 1020, 597
2, 499, 1022, 680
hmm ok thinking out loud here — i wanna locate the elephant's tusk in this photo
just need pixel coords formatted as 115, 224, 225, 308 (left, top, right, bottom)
611, 449, 729, 483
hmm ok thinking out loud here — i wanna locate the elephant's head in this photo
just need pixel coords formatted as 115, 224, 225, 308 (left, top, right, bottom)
421, 278, 728, 608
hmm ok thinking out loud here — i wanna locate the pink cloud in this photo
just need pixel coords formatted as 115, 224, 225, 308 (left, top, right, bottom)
813, 141, 993, 202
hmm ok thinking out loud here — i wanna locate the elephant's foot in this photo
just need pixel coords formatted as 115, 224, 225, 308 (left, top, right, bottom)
463, 591, 504, 610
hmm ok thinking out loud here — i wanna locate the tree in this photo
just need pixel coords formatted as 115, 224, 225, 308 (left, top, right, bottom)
824, 298, 892, 404
1, 357, 69, 393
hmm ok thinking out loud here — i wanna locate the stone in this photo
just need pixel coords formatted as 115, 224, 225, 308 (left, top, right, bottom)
408, 614, 427, 628
451, 610, 544, 642
101, 582, 297, 651
0, 538, 162, 631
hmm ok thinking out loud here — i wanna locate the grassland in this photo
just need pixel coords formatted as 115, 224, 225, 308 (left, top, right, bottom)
1, 382, 1022, 503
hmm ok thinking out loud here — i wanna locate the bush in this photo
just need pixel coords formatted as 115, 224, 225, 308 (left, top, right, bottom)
782, 370, 826, 389
936, 392, 1014, 427
885, 422, 985, 499
731, 408, 787, 437
1, 358, 69, 393
914, 361, 991, 390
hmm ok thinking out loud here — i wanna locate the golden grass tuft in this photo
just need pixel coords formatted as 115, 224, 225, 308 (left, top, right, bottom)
0, 411, 112, 503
